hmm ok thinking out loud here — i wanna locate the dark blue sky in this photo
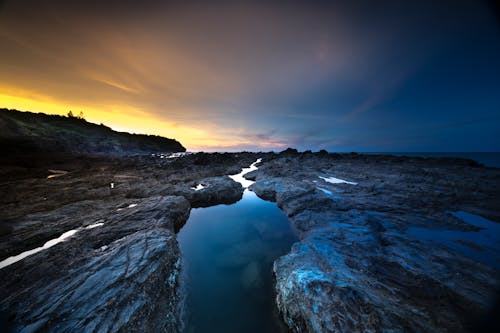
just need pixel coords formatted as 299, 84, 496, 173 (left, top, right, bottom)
1, 0, 499, 151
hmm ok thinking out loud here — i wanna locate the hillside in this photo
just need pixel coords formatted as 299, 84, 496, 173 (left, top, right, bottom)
0, 109, 186, 155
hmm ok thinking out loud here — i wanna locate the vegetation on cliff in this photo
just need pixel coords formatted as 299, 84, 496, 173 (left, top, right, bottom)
0, 108, 185, 155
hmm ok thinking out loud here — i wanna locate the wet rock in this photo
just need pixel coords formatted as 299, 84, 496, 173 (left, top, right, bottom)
174, 176, 243, 208
2, 151, 499, 332
0, 152, 259, 332
0, 195, 190, 332
251, 153, 500, 332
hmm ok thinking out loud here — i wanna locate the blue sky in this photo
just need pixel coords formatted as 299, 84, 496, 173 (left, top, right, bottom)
1, 0, 499, 151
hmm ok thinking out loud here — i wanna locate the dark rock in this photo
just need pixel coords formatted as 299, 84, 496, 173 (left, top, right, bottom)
0, 195, 190, 332
2, 151, 499, 332
172, 176, 244, 208
279, 148, 299, 156
0, 108, 185, 155
316, 149, 328, 156
0, 152, 257, 332
251, 153, 500, 332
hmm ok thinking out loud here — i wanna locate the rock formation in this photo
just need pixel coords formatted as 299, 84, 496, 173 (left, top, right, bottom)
1, 150, 499, 332
250, 152, 500, 332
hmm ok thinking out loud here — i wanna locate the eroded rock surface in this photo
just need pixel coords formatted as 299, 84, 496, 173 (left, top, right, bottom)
1, 151, 499, 332
0, 152, 254, 332
172, 176, 243, 208
250, 152, 500, 332
0, 196, 189, 332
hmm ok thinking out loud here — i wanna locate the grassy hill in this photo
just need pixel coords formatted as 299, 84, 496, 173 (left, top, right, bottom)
0, 108, 186, 155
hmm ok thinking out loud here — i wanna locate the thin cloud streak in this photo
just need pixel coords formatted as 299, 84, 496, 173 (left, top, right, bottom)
0, 0, 499, 151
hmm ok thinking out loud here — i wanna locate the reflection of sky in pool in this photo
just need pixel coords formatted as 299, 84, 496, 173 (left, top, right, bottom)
228, 158, 261, 189
178, 189, 297, 333
408, 211, 500, 268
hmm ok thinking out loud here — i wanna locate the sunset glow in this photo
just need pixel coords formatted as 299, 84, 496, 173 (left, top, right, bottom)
1, 0, 499, 151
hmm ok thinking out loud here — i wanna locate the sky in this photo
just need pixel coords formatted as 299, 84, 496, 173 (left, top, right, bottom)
1, 0, 499, 152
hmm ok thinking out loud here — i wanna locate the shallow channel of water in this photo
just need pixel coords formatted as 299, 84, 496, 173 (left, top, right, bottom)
408, 211, 500, 268
178, 163, 297, 332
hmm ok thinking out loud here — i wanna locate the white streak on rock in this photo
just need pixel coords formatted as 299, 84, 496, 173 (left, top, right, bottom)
317, 187, 333, 195
319, 176, 357, 185
85, 222, 104, 229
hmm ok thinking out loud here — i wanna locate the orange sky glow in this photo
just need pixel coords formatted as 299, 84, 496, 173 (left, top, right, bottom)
1, 0, 499, 152
0, 1, 305, 151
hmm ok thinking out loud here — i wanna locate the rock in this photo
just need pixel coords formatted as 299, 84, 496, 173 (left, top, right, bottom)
2, 151, 499, 332
279, 148, 299, 156
0, 151, 264, 332
174, 176, 244, 208
251, 153, 500, 332
0, 195, 190, 332
0, 108, 186, 155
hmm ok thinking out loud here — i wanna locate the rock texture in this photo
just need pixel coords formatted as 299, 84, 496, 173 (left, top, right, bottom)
0, 196, 189, 332
172, 176, 243, 208
0, 152, 254, 332
250, 152, 500, 332
1, 151, 499, 332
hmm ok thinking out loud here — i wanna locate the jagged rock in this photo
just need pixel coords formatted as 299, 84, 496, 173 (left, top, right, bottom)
0, 195, 190, 332
1, 151, 499, 332
251, 153, 500, 332
173, 176, 243, 208
0, 151, 262, 332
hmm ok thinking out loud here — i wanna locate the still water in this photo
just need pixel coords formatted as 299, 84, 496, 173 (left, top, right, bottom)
178, 187, 297, 332
369, 152, 500, 168
408, 211, 500, 268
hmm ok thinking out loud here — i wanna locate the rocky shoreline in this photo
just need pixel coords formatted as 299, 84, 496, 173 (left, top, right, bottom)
0, 152, 254, 331
1, 151, 499, 332
250, 151, 500, 332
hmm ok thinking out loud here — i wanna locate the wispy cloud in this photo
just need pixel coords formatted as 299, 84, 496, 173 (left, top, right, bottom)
0, 0, 498, 151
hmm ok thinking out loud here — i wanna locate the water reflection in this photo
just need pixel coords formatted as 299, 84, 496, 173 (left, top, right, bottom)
408, 211, 500, 268
178, 189, 297, 333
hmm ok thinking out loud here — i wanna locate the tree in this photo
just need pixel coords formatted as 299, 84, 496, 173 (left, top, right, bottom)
77, 111, 85, 120
67, 110, 74, 118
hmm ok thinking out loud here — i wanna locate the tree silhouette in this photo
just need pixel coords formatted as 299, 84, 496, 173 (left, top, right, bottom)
67, 110, 85, 120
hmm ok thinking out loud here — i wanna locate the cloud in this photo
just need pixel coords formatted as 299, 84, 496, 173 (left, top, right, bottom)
0, 0, 499, 151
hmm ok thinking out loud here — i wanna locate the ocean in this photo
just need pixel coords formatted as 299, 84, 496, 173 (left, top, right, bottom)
366, 152, 500, 168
